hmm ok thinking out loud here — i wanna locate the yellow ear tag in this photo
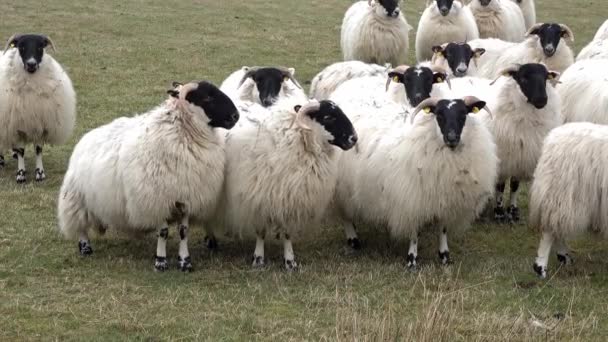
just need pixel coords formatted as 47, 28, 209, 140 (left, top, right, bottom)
423, 107, 431, 114
9, 43, 15, 48
437, 52, 443, 57
472, 107, 480, 113
436, 77, 443, 83
547, 74, 554, 80
392, 76, 399, 82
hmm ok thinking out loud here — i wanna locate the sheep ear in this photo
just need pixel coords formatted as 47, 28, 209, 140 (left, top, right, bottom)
526, 23, 544, 37
4, 34, 20, 52
560, 24, 575, 42
387, 72, 402, 83
172, 81, 183, 88
433, 72, 447, 84
43, 36, 57, 52
167, 89, 179, 98
467, 101, 486, 114
432, 45, 444, 56
547, 71, 561, 86
294, 105, 302, 113
473, 48, 485, 58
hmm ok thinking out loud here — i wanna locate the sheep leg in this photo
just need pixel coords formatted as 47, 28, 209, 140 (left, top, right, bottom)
154, 224, 170, 272
283, 234, 298, 272
34, 145, 46, 182
344, 221, 361, 250
438, 228, 451, 265
533, 232, 554, 279
493, 181, 506, 222
78, 230, 93, 256
507, 178, 520, 222
13, 147, 26, 183
177, 218, 193, 272
406, 238, 418, 271
203, 233, 218, 251
555, 238, 574, 265
252, 232, 265, 268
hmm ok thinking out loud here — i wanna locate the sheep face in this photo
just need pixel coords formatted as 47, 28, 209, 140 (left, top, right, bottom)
435, 0, 455, 16
183, 81, 239, 129
433, 43, 485, 77
527, 23, 574, 57
389, 67, 447, 107
297, 100, 357, 151
502, 64, 559, 109
5, 34, 52, 74
376, 0, 401, 18
239, 67, 300, 107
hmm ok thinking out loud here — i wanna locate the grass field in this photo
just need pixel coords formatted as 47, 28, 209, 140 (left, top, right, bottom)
1, 0, 608, 340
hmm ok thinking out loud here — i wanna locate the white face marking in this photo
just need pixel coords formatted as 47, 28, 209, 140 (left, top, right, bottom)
446, 100, 457, 109
415, 68, 423, 76
26, 57, 36, 64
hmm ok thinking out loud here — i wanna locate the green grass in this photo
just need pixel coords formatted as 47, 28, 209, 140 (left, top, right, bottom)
1, 0, 608, 340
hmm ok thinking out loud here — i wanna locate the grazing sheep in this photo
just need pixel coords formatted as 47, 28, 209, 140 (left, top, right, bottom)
341, 0, 413, 66
481, 63, 561, 222
530, 123, 608, 278
335, 96, 497, 268
431, 42, 486, 77
0, 34, 76, 183
577, 20, 608, 61
558, 59, 608, 124
220, 66, 306, 107
509, 0, 536, 30
309, 61, 388, 100
57, 81, 239, 272
219, 98, 357, 270
468, 0, 526, 42
415, 0, 480, 62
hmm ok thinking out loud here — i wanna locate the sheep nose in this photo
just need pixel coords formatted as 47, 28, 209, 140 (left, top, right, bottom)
348, 134, 358, 146
446, 132, 460, 148
544, 45, 555, 56
455, 64, 468, 75
231, 112, 239, 122
391, 9, 400, 17
439, 7, 449, 16
25, 59, 38, 73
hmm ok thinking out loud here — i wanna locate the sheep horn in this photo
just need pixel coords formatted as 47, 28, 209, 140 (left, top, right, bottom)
3, 34, 20, 54
44, 35, 57, 53
463, 96, 493, 119
278, 66, 303, 89
411, 97, 440, 124
385, 65, 409, 92
237, 66, 260, 89
291, 100, 320, 131
559, 24, 575, 42
525, 23, 544, 37
490, 64, 521, 85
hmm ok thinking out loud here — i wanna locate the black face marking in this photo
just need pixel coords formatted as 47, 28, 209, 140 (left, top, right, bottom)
185, 81, 239, 129
529, 23, 567, 57
424, 99, 485, 149
35, 145, 42, 155
12, 148, 25, 158
249, 68, 289, 107
78, 240, 93, 256
505, 64, 552, 109
435, 43, 484, 77
496, 182, 505, 193
8, 34, 51, 74
159, 227, 169, 240
396, 67, 446, 107
0, 155, 4, 167
510, 178, 520, 193
304, 100, 357, 151
178, 225, 187, 240
378, 0, 400, 17
436, 0, 454, 16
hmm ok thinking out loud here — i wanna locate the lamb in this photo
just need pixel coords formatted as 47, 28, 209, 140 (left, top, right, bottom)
480, 63, 561, 222
0, 34, 76, 183
219, 66, 306, 107
509, 0, 535, 30
577, 20, 608, 61
309, 61, 388, 100
219, 98, 357, 270
468, 0, 526, 42
415, 0, 480, 62
57, 81, 239, 272
341, 0, 412, 66
530, 123, 608, 278
469, 23, 575, 77
334, 96, 497, 268
431, 42, 486, 77
558, 59, 608, 124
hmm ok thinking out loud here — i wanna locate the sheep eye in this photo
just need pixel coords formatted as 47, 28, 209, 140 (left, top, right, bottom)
323, 115, 335, 122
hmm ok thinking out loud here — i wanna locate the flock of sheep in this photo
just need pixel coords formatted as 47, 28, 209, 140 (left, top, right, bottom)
1, 0, 607, 278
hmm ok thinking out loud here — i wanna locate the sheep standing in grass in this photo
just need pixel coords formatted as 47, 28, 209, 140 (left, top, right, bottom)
558, 59, 608, 124
309, 61, 388, 100
341, 0, 412, 66
530, 123, 608, 278
219, 99, 357, 270
431, 42, 486, 77
415, 0, 480, 62
509, 0, 535, 30
58, 81, 239, 272
335, 96, 497, 268
0, 34, 76, 183
577, 20, 608, 61
220, 66, 306, 107
468, 0, 526, 42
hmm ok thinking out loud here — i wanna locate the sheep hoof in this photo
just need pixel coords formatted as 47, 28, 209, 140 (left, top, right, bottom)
438, 251, 452, 265
557, 253, 574, 265
35, 168, 46, 182
78, 240, 93, 256
252, 255, 265, 268
406, 253, 418, 272
347, 237, 362, 250
507, 206, 520, 222
493, 207, 507, 222
284, 259, 298, 272
16, 169, 26, 183
177, 256, 193, 272
204, 236, 218, 250
154, 256, 169, 272
533, 263, 547, 279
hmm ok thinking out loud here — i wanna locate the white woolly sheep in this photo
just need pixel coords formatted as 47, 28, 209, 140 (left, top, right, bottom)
558, 59, 608, 124
219, 66, 306, 107
219, 98, 357, 270
509, 0, 536, 30
0, 34, 76, 183
530, 122, 608, 278
341, 0, 412, 66
577, 20, 608, 61
431, 42, 486, 77
469, 23, 575, 77
468, 0, 526, 42
309, 61, 388, 100
415, 0, 480, 62
335, 96, 497, 268
57, 81, 239, 272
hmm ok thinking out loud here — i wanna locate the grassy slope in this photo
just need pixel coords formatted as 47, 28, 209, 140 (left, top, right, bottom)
0, 0, 607, 340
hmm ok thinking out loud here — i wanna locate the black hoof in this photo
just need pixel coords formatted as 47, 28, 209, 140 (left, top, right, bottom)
16, 169, 26, 183
35, 168, 46, 182
155, 256, 169, 272
284, 259, 298, 272
507, 205, 520, 222
557, 253, 573, 265
494, 207, 507, 223
252, 255, 265, 268
78, 240, 93, 256
406, 253, 418, 271
347, 237, 362, 250
204, 236, 218, 250
177, 256, 193, 272
438, 251, 452, 265
533, 263, 547, 279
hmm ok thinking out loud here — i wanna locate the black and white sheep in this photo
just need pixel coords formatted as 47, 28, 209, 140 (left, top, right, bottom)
431, 42, 486, 77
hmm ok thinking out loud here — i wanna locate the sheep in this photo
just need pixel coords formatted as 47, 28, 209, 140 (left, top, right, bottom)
218, 98, 357, 270
431, 42, 486, 77
57, 81, 240, 272
558, 59, 608, 125
341, 0, 413, 66
468, 0, 526, 42
219, 66, 306, 107
415, 0, 480, 62
334, 96, 497, 268
469, 23, 575, 77
309, 61, 388, 100
509, 0, 535, 30
0, 34, 76, 183
480, 63, 561, 222
577, 20, 608, 61
530, 122, 608, 278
